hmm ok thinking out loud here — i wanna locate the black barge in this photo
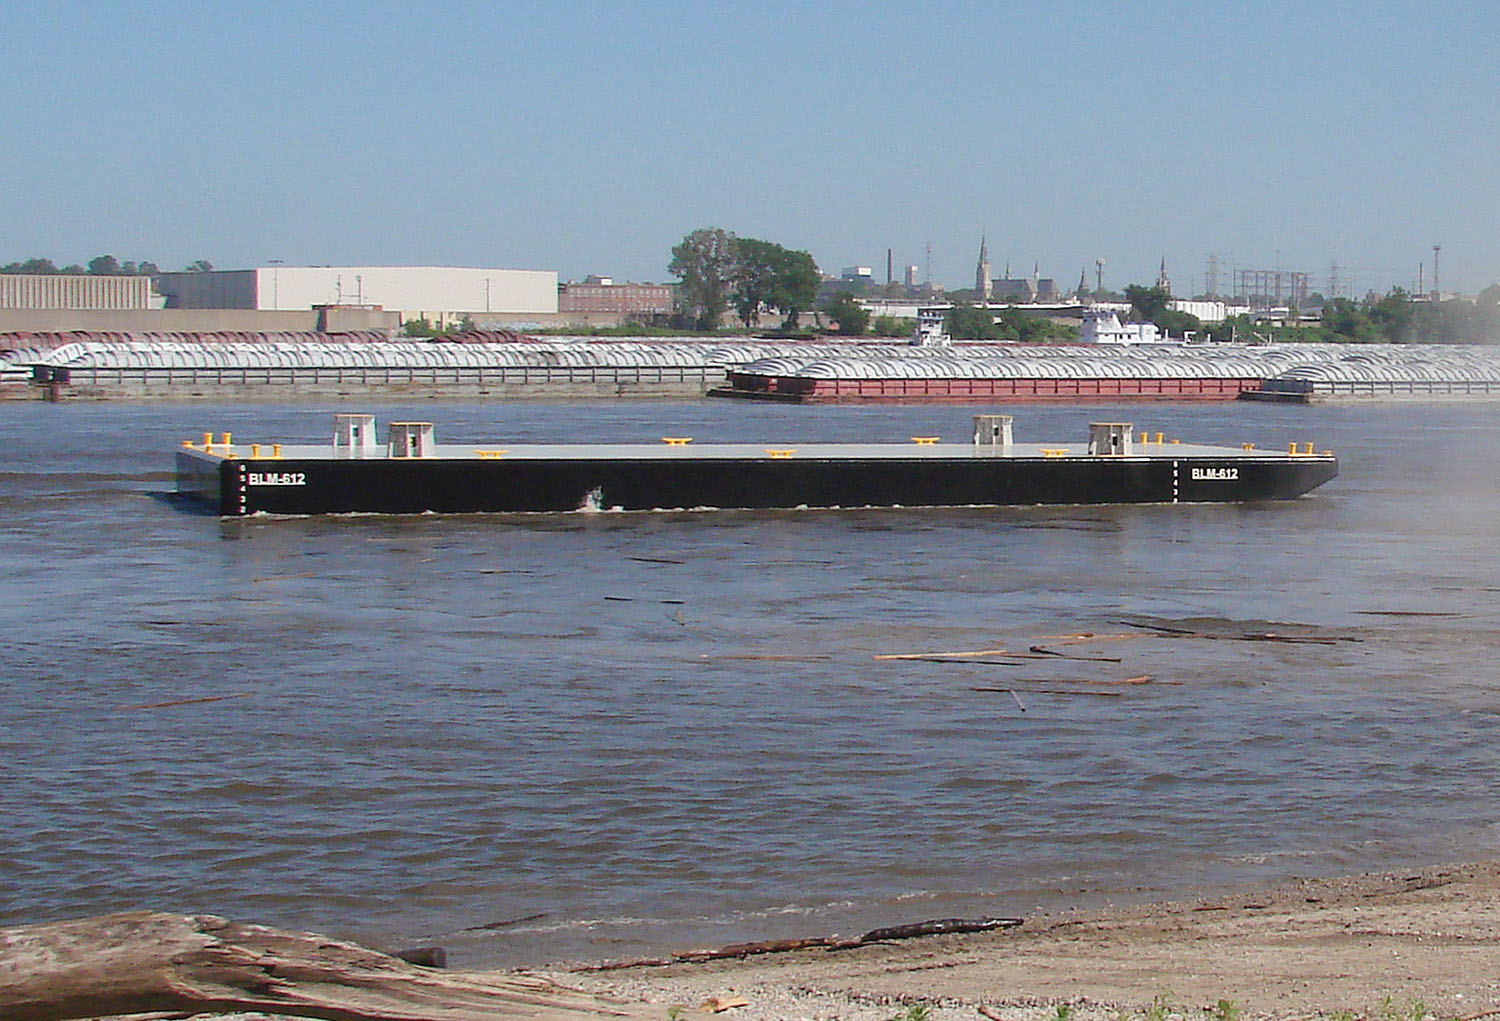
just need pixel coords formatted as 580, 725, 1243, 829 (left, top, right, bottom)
175, 413, 1338, 517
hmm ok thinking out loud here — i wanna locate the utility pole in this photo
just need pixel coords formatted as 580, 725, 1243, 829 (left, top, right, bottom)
1095, 258, 1105, 295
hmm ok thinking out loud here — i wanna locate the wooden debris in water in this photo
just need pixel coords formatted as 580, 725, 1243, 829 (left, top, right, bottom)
117, 692, 252, 711
874, 647, 1014, 660
970, 686, 1123, 698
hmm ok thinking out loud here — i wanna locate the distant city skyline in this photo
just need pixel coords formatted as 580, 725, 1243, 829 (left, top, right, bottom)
3, 1, 1495, 297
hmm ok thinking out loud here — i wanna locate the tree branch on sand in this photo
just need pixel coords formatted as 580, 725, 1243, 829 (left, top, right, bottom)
0, 911, 646, 1021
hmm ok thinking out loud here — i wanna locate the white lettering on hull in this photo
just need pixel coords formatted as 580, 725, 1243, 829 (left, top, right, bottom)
1190, 467, 1239, 481
247, 472, 307, 486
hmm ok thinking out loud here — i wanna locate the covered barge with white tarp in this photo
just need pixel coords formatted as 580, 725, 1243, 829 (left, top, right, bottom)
175, 413, 1338, 517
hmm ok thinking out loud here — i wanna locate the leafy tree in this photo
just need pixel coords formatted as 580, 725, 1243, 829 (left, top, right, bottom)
88, 255, 121, 275
186, 259, 214, 273
994, 307, 1077, 343
1, 257, 61, 274
731, 238, 820, 329
871, 315, 912, 337
767, 249, 819, 328
945, 302, 998, 340
1125, 284, 1171, 324
1478, 283, 1500, 307
731, 237, 777, 327
60, 264, 85, 275
1124, 283, 1199, 338
824, 291, 869, 335
137, 261, 160, 276
669, 228, 737, 331
401, 317, 439, 337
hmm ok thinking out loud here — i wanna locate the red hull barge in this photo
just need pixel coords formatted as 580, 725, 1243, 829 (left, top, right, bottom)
714, 373, 1264, 403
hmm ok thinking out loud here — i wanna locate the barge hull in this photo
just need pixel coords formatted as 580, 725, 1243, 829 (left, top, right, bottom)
178, 450, 1338, 516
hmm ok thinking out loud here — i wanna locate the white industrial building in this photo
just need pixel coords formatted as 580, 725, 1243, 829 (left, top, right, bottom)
156, 266, 558, 327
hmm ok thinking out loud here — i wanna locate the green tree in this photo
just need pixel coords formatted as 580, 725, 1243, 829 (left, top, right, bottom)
871, 315, 912, 337
945, 302, 998, 340
1125, 284, 1171, 324
88, 255, 121, 275
730, 237, 777, 327
824, 291, 869, 335
401, 317, 439, 337
669, 228, 737, 330
186, 259, 214, 273
731, 238, 820, 329
2, 257, 61, 274
767, 247, 819, 328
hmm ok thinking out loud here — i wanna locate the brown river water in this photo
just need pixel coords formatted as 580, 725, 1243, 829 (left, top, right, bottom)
2, 398, 1499, 966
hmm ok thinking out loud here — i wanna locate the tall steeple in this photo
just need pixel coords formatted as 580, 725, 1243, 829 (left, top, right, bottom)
975, 235, 993, 302
1077, 267, 1091, 301
1156, 256, 1172, 296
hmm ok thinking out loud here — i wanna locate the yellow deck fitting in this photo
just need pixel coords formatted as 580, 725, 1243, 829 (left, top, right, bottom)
181, 439, 194, 448
272, 444, 283, 459
661, 437, 693, 446
909, 436, 939, 445
1288, 442, 1298, 455
1171, 439, 1181, 444
474, 449, 508, 459
1155, 432, 1164, 444
1040, 448, 1069, 458
1242, 442, 1255, 450
765, 449, 796, 458
251, 444, 261, 458
1302, 442, 1315, 455
220, 432, 232, 448
201, 432, 212, 448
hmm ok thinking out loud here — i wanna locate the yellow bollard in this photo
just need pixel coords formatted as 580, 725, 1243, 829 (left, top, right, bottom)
1155, 432, 1164, 445
1288, 442, 1298, 455
201, 432, 212, 448
1303, 441, 1315, 455
251, 443, 261, 458
1242, 442, 1255, 450
272, 443, 283, 459
181, 439, 193, 448
220, 432, 232, 448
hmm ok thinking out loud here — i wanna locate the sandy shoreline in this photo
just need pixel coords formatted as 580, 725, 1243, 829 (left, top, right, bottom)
537, 859, 1500, 1019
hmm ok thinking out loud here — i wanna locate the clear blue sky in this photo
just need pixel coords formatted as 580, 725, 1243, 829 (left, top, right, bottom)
3, 0, 1496, 297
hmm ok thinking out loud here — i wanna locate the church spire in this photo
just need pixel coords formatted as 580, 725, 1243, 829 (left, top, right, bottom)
1156, 256, 1172, 296
975, 235, 993, 302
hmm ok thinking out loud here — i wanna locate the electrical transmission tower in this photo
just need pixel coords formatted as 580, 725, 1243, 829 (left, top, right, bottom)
1205, 254, 1220, 298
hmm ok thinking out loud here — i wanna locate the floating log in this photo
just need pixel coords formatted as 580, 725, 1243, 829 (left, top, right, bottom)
1027, 646, 1123, 662
970, 686, 1123, 698
117, 692, 253, 711
0, 911, 644, 1021
873, 648, 1013, 660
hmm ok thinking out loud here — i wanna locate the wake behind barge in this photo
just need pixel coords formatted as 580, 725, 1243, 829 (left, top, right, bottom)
175, 414, 1338, 517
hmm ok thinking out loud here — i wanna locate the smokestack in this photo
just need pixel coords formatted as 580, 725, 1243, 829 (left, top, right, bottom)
887, 249, 893, 286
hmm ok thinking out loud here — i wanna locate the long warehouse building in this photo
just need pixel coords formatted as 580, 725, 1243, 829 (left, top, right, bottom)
156, 266, 558, 327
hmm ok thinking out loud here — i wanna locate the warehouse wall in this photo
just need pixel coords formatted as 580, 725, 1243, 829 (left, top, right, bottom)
0, 274, 154, 310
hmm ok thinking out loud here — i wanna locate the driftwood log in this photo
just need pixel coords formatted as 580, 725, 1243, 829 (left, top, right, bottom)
0, 911, 649, 1021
